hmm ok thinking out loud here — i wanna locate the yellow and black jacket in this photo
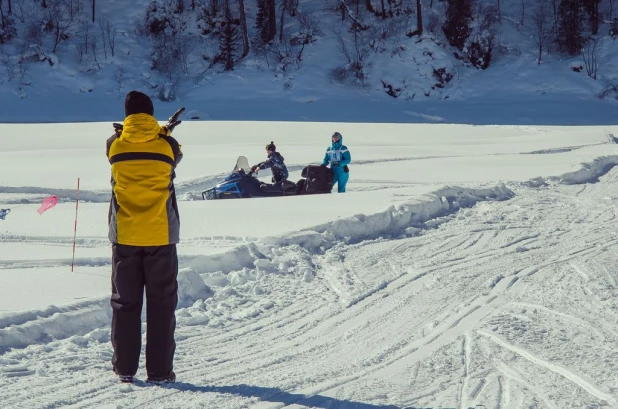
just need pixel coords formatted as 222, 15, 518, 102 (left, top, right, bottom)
106, 113, 183, 246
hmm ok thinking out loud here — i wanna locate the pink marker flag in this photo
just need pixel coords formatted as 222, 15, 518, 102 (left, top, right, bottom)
38, 195, 59, 215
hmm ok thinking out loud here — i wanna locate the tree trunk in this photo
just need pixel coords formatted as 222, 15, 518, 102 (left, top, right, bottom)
551, 0, 559, 49
8, 0, 12, 15
380, 0, 386, 18
92, 0, 95, 22
267, 0, 276, 41
0, 0, 5, 29
279, 0, 285, 42
520, 0, 525, 27
416, 0, 422, 35
365, 0, 374, 13
238, 0, 249, 57
591, 0, 599, 35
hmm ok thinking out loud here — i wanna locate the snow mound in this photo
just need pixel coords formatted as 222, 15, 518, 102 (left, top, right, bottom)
177, 268, 214, 308
263, 184, 514, 248
0, 298, 110, 352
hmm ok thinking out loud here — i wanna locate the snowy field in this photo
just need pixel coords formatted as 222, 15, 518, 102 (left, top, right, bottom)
1, 120, 618, 408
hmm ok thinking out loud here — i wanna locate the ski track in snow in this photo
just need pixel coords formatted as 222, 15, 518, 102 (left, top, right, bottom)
2, 159, 618, 408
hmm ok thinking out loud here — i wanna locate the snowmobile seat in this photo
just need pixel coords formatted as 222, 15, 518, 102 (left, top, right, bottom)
260, 180, 297, 194
281, 180, 297, 193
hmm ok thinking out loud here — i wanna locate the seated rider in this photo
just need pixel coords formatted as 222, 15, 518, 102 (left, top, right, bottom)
251, 142, 289, 191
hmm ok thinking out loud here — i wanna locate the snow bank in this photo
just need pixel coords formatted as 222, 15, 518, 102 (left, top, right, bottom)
0, 269, 215, 351
520, 155, 618, 187
0, 297, 110, 352
264, 184, 514, 248
554, 155, 618, 185
183, 243, 266, 275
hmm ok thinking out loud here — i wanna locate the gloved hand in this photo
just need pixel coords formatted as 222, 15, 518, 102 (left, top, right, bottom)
251, 166, 259, 174
164, 119, 182, 134
332, 161, 340, 167
163, 107, 185, 134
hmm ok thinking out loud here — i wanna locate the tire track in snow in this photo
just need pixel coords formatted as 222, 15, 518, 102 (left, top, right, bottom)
495, 361, 558, 409
509, 301, 618, 340
458, 333, 471, 409
480, 330, 615, 406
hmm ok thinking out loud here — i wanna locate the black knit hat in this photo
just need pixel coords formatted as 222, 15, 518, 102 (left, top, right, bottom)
265, 141, 276, 151
124, 90, 154, 117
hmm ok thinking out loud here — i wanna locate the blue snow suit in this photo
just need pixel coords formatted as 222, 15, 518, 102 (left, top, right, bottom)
258, 151, 289, 183
322, 135, 351, 193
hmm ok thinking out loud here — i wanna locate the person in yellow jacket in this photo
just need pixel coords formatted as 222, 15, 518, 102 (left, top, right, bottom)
106, 90, 183, 384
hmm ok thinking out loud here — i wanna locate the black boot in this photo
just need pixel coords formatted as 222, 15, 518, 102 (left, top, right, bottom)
146, 371, 176, 384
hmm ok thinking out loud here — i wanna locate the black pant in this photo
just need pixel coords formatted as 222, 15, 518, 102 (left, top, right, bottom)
110, 243, 178, 377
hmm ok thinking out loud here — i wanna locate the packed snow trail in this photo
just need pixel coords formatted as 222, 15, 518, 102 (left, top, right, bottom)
2, 169, 618, 408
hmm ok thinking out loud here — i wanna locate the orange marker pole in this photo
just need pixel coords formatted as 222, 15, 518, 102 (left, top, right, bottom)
71, 178, 80, 272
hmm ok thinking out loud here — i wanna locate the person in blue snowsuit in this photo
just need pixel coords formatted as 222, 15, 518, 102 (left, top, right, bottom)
322, 132, 351, 193
252, 141, 289, 191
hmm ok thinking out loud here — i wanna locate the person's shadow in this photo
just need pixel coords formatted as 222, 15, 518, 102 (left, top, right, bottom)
163, 382, 407, 408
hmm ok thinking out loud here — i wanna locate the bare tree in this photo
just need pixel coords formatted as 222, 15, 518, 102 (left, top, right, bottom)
609, 0, 616, 20
13, 0, 27, 22
288, 0, 298, 16
278, 0, 299, 42
91, 0, 95, 22
101, 18, 117, 57
177, 35, 194, 74
77, 20, 94, 62
98, 17, 108, 60
90, 36, 100, 69
0, 48, 16, 82
519, 0, 532, 28
237, 0, 249, 57
582, 36, 600, 79
339, 0, 369, 30
551, 0, 559, 49
16, 44, 31, 90
44, 0, 77, 53
416, 0, 422, 35
113, 65, 125, 93
333, 27, 367, 84
532, 1, 551, 64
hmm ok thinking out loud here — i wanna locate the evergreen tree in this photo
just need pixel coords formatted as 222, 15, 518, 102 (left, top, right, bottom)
442, 0, 472, 50
256, 0, 275, 43
219, 0, 240, 70
558, 0, 585, 55
581, 0, 600, 35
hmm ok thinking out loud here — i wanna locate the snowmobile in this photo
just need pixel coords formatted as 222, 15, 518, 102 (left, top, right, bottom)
201, 156, 334, 200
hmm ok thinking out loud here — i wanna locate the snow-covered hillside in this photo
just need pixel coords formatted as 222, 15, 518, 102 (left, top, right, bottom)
1, 120, 618, 408
0, 0, 617, 124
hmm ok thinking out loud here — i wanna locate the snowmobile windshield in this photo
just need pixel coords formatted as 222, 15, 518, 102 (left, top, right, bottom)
232, 156, 251, 174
